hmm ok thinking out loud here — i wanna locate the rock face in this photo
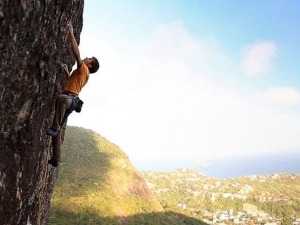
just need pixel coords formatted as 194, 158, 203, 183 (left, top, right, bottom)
0, 1, 84, 224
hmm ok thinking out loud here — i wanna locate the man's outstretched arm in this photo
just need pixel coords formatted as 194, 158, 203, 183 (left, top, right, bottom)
67, 23, 83, 68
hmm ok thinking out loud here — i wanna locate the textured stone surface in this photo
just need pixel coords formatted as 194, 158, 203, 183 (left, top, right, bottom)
0, 1, 84, 224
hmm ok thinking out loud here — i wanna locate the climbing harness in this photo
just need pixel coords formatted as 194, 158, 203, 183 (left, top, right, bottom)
63, 92, 84, 120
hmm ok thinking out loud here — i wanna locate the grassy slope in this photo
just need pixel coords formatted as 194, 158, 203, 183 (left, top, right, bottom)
48, 126, 206, 225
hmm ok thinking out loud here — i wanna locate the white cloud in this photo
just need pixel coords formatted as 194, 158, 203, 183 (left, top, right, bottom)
241, 41, 276, 77
68, 22, 300, 166
265, 87, 300, 105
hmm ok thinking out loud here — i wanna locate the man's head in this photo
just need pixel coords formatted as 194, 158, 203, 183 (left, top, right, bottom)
84, 57, 100, 73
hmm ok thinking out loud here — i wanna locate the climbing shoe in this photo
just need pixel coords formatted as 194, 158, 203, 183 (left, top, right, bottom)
46, 128, 58, 136
48, 158, 59, 167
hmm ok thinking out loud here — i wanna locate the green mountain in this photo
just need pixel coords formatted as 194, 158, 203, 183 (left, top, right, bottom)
142, 169, 300, 224
48, 126, 206, 225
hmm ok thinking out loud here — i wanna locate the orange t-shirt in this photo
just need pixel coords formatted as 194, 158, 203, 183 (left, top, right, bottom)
63, 63, 90, 95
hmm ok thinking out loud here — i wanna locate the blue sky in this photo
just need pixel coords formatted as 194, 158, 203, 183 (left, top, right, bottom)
68, 0, 300, 169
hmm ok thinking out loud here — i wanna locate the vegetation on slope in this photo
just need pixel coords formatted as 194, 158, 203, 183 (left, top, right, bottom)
142, 169, 300, 224
48, 126, 206, 225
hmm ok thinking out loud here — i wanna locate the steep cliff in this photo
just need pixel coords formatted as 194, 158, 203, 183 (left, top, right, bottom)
0, 1, 84, 224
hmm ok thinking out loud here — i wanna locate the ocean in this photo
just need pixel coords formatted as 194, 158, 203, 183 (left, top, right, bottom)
136, 152, 300, 178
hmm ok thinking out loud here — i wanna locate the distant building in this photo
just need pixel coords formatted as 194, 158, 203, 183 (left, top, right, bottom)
243, 203, 257, 212
211, 193, 216, 202
177, 203, 187, 210
223, 193, 233, 199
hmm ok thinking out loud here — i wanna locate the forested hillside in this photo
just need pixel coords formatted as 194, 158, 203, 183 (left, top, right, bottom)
48, 126, 206, 225
142, 169, 300, 224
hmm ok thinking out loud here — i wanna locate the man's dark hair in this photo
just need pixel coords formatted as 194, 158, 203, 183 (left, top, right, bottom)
90, 57, 100, 73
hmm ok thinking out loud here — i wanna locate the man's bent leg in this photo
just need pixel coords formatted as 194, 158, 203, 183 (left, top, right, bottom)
48, 94, 73, 166
49, 124, 65, 167
47, 94, 72, 136
52, 131, 62, 163
52, 94, 72, 131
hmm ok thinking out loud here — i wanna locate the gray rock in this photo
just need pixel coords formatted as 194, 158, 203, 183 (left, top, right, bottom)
0, 1, 84, 224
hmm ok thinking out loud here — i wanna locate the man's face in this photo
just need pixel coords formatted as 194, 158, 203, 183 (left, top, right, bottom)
83, 57, 93, 65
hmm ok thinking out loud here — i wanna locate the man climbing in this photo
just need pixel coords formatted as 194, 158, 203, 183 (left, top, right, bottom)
47, 22, 100, 167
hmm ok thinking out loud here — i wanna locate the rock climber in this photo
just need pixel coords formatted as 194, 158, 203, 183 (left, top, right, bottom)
47, 22, 100, 167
